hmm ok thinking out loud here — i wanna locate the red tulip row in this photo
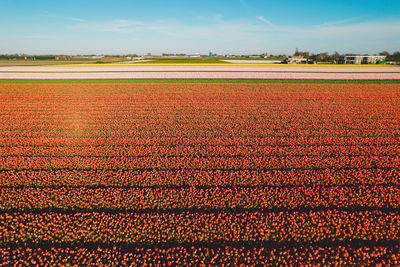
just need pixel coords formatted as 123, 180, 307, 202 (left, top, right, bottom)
1, 144, 398, 157
1, 136, 398, 147
1, 81, 397, 91
1, 211, 399, 244
2, 168, 399, 187
2, 89, 397, 112
3, 117, 397, 129
2, 120, 398, 137
1, 118, 398, 134
1, 245, 399, 266
4, 128, 398, 138
1, 186, 399, 212
1, 155, 398, 171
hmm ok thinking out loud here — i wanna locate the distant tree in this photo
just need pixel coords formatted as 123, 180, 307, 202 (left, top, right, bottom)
388, 51, 400, 61
294, 48, 300, 56
379, 51, 390, 57
317, 52, 329, 62
332, 52, 340, 63
309, 53, 317, 61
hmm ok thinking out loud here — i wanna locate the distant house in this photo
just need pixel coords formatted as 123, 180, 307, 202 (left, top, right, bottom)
282, 56, 314, 64
338, 55, 386, 64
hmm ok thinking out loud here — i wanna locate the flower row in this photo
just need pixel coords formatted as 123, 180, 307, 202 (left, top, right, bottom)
1, 136, 398, 147
1, 168, 399, 187
4, 129, 397, 138
0, 245, 399, 266
1, 186, 400, 211
1, 155, 398, 170
2, 144, 398, 157
1, 211, 399, 244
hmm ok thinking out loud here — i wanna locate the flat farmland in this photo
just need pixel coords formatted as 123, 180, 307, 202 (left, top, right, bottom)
1, 82, 400, 265
1, 65, 400, 80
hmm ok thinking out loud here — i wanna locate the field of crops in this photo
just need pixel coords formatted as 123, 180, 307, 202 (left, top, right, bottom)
1, 82, 400, 265
1, 65, 400, 80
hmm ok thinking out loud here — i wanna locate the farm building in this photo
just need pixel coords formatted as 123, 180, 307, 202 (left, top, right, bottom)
338, 55, 386, 64
282, 56, 315, 64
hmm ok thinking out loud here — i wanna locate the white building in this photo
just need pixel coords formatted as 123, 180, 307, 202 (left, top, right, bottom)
338, 55, 386, 64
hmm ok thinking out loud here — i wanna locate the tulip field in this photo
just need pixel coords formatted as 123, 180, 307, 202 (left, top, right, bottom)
1, 65, 400, 80
1, 81, 400, 265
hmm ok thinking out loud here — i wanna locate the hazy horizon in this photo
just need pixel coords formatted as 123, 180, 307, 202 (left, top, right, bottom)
1, 0, 400, 55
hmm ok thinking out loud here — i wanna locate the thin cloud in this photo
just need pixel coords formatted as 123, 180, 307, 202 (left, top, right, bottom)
62, 17, 400, 54
256, 16, 274, 26
24, 35, 56, 39
69, 17, 85, 22
41, 12, 85, 22
69, 17, 400, 40
196, 14, 223, 23
70, 19, 144, 33
323, 16, 364, 26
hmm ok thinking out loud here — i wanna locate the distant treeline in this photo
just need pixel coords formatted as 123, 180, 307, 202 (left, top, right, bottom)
379, 51, 400, 62
0, 55, 56, 60
293, 49, 400, 63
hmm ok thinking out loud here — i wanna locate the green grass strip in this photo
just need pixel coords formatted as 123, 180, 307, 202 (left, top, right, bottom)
0, 79, 399, 84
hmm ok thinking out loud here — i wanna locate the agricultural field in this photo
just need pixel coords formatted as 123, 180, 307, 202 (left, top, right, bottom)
0, 79, 400, 265
0, 57, 127, 67
1, 65, 400, 80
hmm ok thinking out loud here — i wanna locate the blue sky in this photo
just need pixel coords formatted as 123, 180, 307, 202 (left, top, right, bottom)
1, 0, 400, 55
